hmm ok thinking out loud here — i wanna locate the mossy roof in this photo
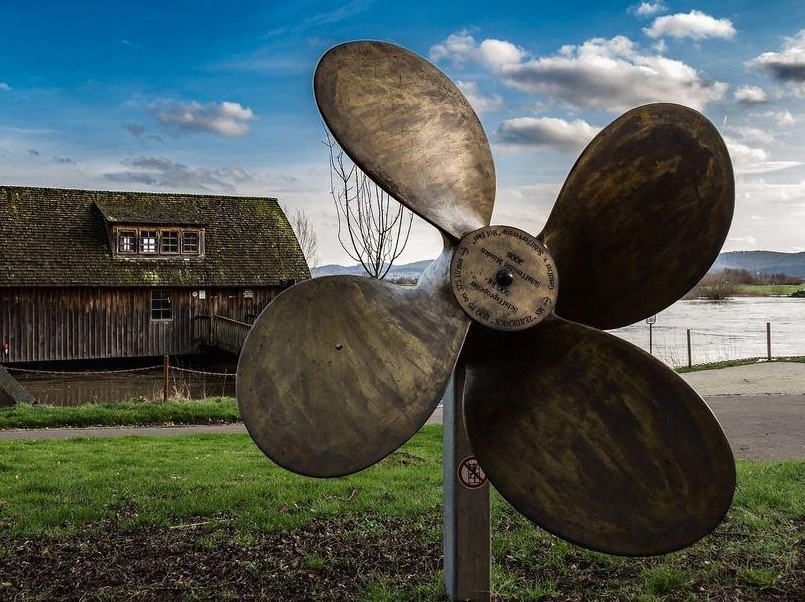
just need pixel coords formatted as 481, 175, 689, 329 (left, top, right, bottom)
0, 186, 311, 287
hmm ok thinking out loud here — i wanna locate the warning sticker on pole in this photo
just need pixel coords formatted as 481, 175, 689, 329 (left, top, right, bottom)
457, 455, 487, 489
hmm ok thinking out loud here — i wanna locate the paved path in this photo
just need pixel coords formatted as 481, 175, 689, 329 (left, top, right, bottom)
681, 363, 805, 460
0, 423, 248, 441
1, 363, 803, 460
680, 361, 805, 396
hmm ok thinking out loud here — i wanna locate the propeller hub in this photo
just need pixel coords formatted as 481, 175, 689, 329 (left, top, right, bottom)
450, 225, 559, 331
495, 269, 514, 287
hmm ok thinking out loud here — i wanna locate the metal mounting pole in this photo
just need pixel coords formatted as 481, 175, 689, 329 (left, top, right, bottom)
443, 365, 491, 601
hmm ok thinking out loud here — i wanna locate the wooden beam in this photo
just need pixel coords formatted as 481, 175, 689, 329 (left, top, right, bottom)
0, 365, 36, 406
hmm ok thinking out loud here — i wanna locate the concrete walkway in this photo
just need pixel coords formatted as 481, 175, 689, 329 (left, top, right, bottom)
680, 361, 805, 396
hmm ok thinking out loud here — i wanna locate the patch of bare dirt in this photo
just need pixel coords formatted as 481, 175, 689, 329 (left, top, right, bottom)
0, 515, 801, 601
0, 516, 441, 601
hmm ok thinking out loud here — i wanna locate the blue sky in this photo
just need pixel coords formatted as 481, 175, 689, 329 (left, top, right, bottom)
2, 1, 805, 265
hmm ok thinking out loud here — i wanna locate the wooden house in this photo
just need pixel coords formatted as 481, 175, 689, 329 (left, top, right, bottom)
0, 186, 310, 364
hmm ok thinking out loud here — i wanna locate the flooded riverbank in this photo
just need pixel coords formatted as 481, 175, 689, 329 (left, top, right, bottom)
5, 297, 805, 406
5, 354, 237, 407
611, 297, 805, 366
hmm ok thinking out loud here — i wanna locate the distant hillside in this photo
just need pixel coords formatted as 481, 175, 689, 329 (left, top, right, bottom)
314, 251, 805, 281
312, 259, 433, 279
712, 251, 805, 278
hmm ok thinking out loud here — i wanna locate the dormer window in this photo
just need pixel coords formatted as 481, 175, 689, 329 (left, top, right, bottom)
161, 230, 180, 254
112, 226, 204, 258
118, 230, 136, 254
140, 230, 158, 254
182, 231, 200, 254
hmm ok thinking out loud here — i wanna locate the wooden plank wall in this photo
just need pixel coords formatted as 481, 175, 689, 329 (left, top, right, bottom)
0, 287, 278, 364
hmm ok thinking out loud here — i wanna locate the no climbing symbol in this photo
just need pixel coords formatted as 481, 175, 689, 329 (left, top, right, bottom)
457, 455, 487, 489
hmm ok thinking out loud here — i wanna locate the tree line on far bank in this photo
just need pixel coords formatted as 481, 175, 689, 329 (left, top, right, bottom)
687, 268, 805, 300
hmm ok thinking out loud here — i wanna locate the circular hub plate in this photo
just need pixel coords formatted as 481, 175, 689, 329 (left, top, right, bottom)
450, 226, 558, 331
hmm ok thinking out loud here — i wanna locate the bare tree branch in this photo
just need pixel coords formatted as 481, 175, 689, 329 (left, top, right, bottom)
284, 205, 320, 269
324, 129, 413, 279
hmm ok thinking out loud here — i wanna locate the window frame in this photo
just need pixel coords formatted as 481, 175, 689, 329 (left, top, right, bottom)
182, 230, 201, 255
117, 230, 137, 254
112, 226, 204, 258
150, 289, 173, 321
139, 230, 158, 254
160, 230, 180, 254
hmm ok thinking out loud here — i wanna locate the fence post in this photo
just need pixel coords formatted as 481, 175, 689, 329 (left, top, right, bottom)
687, 329, 692, 368
767, 322, 771, 361
163, 355, 170, 403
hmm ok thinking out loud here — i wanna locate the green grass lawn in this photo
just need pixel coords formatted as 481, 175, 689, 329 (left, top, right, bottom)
732, 283, 805, 297
674, 355, 805, 373
0, 427, 802, 600
0, 397, 240, 429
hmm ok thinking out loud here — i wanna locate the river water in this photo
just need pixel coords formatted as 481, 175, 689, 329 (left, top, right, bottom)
8, 357, 238, 407
611, 297, 805, 367
6, 297, 804, 406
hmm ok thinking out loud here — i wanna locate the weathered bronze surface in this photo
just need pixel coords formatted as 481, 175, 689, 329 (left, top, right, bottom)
238, 40, 738, 563
461, 317, 736, 556
540, 103, 734, 330
450, 226, 558, 331
314, 41, 495, 239
237, 249, 469, 477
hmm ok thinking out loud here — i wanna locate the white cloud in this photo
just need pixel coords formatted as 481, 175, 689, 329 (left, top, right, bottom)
430, 33, 525, 69
724, 138, 801, 174
734, 85, 768, 104
726, 235, 757, 248
456, 81, 504, 113
0, 82, 10, 91
103, 156, 253, 192
726, 139, 768, 164
725, 175, 805, 252
148, 100, 255, 137
633, 2, 667, 17
768, 110, 797, 125
429, 32, 480, 66
498, 36, 728, 111
644, 10, 736, 40
432, 33, 728, 112
497, 117, 599, 151
492, 182, 562, 235
748, 30, 805, 83
727, 125, 775, 145
477, 38, 525, 70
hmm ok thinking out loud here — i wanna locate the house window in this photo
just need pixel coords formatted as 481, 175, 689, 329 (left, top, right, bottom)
118, 230, 136, 253
151, 289, 172, 320
140, 230, 158, 254
161, 230, 180, 254
182, 231, 200, 254
112, 226, 203, 258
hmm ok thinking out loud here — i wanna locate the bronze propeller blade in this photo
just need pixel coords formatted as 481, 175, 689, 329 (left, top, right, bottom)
237, 250, 469, 477
461, 317, 736, 556
540, 103, 734, 331
315, 41, 495, 239
239, 40, 737, 568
